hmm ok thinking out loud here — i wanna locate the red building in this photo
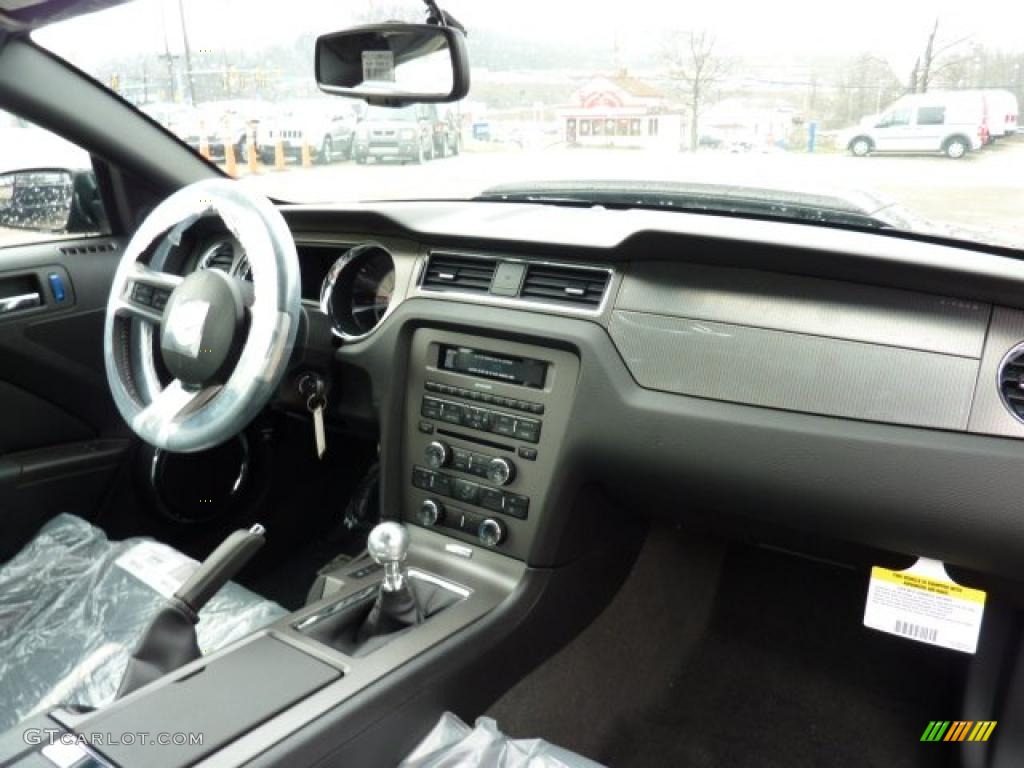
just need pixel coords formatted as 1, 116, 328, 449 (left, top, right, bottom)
560, 73, 682, 149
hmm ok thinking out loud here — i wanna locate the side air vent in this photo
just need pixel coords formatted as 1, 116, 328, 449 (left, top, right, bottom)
998, 344, 1024, 422
520, 264, 610, 308
422, 253, 496, 293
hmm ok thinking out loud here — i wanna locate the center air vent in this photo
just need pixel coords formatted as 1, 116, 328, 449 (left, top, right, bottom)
521, 264, 610, 308
998, 344, 1024, 422
422, 253, 496, 294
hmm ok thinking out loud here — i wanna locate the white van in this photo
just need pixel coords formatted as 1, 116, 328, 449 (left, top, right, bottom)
980, 89, 1019, 140
843, 91, 986, 159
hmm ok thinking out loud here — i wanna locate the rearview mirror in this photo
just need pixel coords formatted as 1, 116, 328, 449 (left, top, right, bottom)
0, 169, 107, 234
315, 23, 470, 107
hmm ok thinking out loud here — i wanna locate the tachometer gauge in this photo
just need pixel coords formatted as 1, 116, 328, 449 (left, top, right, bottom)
320, 243, 396, 340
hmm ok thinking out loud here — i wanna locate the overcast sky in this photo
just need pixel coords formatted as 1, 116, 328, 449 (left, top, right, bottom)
34, 0, 1024, 77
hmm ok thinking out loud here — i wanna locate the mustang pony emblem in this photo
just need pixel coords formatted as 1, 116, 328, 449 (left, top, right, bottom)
163, 299, 209, 359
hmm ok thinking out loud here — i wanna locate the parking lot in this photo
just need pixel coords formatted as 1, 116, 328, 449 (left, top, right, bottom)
237, 136, 1024, 249
2, 137, 1021, 251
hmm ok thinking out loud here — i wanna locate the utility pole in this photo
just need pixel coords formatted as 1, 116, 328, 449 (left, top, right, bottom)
160, 2, 177, 101
178, 0, 196, 105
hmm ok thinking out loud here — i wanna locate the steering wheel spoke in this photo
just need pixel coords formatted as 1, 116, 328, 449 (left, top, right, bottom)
132, 379, 201, 434
114, 264, 184, 324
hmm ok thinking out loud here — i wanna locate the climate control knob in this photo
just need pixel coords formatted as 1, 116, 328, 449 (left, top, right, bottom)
486, 457, 516, 486
417, 498, 444, 527
424, 441, 450, 469
478, 517, 507, 547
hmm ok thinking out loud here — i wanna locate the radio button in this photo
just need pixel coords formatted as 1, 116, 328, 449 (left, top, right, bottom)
463, 407, 492, 431
439, 402, 463, 424
452, 478, 479, 504
479, 488, 506, 513
452, 448, 472, 472
425, 381, 441, 392
513, 418, 541, 443
528, 403, 545, 414
421, 397, 442, 419
433, 473, 453, 496
518, 446, 538, 461
505, 493, 530, 519
412, 467, 432, 490
491, 414, 517, 437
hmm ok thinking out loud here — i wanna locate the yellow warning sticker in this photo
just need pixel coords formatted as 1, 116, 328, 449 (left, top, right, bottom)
863, 558, 986, 654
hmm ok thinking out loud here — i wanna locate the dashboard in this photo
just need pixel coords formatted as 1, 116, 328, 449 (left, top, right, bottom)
182, 200, 1024, 577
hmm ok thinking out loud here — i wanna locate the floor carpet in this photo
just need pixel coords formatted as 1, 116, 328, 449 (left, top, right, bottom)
489, 527, 967, 768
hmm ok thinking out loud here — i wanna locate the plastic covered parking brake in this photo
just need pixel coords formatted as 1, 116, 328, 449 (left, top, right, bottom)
116, 524, 267, 698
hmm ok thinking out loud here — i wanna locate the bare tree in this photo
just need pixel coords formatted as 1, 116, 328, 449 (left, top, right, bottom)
663, 30, 729, 151
907, 17, 972, 93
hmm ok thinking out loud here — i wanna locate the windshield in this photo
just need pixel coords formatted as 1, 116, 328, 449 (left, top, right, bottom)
33, 0, 1024, 250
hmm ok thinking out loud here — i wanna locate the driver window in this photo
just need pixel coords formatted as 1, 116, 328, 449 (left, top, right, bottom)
0, 109, 109, 252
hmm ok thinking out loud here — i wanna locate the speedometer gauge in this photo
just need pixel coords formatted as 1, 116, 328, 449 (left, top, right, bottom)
320, 243, 396, 340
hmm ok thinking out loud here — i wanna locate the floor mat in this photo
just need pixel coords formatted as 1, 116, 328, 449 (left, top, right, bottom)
489, 529, 967, 768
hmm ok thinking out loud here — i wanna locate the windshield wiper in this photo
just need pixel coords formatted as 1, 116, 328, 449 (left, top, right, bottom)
475, 180, 910, 231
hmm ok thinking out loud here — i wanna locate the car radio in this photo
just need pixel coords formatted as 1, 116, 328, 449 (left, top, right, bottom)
402, 331, 580, 560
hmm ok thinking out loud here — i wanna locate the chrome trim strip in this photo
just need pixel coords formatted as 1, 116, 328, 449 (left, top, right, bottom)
0, 292, 41, 314
319, 241, 396, 342
416, 249, 615, 317
407, 567, 473, 598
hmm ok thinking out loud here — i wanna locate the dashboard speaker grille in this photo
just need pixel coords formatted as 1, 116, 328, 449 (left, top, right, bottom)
521, 264, 609, 308
998, 346, 1024, 421
422, 253, 496, 293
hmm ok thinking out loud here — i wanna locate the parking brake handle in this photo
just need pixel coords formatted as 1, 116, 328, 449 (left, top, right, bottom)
116, 524, 266, 699
175, 524, 266, 615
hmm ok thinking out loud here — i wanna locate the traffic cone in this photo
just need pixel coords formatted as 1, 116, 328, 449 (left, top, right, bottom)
198, 121, 210, 160
246, 127, 258, 175
275, 139, 286, 171
301, 140, 312, 168
224, 137, 237, 177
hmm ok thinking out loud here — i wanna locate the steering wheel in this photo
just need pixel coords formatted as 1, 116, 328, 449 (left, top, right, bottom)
104, 179, 301, 453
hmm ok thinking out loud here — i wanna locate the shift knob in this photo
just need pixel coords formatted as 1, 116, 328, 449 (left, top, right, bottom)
367, 521, 410, 591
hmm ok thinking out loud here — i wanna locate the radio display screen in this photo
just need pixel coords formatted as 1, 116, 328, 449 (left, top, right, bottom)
438, 346, 547, 389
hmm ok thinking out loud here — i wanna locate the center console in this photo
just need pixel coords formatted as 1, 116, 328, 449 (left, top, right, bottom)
8, 328, 587, 768
402, 329, 581, 560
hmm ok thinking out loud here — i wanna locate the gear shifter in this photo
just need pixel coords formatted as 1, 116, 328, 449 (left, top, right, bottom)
355, 522, 424, 642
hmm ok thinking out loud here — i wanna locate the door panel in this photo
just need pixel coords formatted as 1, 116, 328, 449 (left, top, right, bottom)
0, 235, 130, 554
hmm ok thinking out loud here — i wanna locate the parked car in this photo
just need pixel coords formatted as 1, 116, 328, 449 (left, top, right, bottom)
258, 98, 357, 164
351, 104, 436, 164
431, 104, 462, 158
841, 91, 986, 158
